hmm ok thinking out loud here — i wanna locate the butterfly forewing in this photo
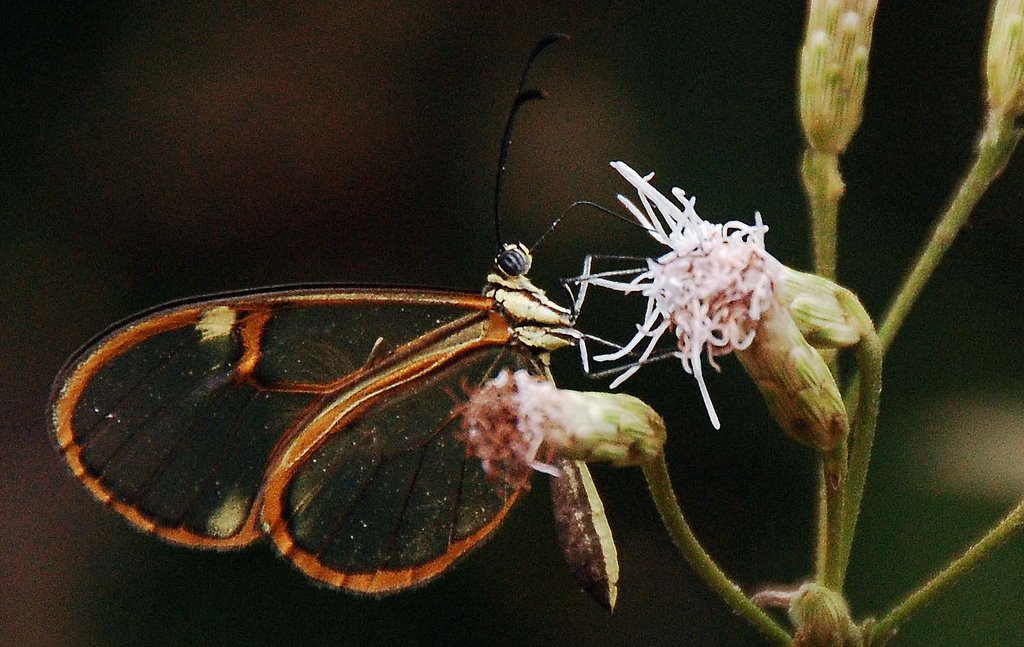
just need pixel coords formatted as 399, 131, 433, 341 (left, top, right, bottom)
50, 287, 526, 558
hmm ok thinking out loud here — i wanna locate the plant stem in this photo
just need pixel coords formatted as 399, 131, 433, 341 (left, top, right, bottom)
835, 290, 883, 587
878, 112, 1021, 352
820, 443, 848, 590
642, 455, 792, 646
868, 500, 1024, 645
814, 464, 829, 580
837, 110, 1020, 588
802, 149, 844, 281
802, 148, 848, 593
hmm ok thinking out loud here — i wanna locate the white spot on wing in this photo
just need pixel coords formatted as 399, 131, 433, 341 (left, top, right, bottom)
207, 487, 248, 537
197, 306, 237, 342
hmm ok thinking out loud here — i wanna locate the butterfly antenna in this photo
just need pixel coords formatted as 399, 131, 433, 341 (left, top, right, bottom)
493, 33, 569, 248
532, 200, 649, 254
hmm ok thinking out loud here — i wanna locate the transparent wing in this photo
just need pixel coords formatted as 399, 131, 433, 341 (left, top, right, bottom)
50, 286, 508, 549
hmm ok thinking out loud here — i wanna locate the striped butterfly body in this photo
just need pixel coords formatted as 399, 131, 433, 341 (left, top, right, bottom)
50, 244, 598, 594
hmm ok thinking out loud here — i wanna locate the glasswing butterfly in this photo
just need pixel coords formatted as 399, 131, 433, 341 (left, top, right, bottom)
48, 34, 619, 607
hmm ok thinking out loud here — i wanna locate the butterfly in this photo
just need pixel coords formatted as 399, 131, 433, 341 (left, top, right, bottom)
48, 34, 619, 608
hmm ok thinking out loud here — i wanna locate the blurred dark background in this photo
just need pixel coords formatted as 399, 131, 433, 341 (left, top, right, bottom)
3, 2, 1023, 645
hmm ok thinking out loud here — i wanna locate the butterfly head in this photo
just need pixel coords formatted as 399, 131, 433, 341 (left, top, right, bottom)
495, 242, 533, 278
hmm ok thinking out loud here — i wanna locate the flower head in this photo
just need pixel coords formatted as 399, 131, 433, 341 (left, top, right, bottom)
576, 162, 849, 450
457, 369, 665, 490
588, 161, 782, 429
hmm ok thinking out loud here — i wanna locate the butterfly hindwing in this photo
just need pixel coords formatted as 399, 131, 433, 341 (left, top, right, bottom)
263, 343, 543, 592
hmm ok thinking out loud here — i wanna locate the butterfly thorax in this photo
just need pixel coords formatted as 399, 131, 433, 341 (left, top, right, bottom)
484, 270, 574, 353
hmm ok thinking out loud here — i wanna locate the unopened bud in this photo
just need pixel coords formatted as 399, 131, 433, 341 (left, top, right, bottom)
987, 0, 1024, 118
799, 0, 878, 153
551, 390, 666, 465
788, 583, 860, 646
735, 302, 848, 452
777, 266, 863, 349
458, 370, 666, 490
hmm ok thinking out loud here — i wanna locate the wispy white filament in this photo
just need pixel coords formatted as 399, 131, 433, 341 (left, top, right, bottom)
582, 161, 782, 429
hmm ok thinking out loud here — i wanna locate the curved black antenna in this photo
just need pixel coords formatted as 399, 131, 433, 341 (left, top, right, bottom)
494, 89, 547, 246
493, 33, 569, 248
516, 33, 569, 92
531, 199, 650, 255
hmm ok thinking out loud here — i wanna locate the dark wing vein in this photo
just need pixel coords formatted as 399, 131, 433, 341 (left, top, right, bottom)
176, 389, 260, 526
95, 369, 235, 482
311, 458, 389, 561
76, 333, 193, 447
378, 418, 444, 570
122, 373, 240, 507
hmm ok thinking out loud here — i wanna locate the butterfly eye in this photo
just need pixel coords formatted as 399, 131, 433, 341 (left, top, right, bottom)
496, 243, 532, 278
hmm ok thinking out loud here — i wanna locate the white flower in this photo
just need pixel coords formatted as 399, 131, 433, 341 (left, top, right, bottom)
457, 370, 561, 491
457, 370, 665, 490
581, 161, 783, 429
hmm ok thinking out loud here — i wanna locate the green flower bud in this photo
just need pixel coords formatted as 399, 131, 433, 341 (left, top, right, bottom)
788, 583, 860, 646
777, 266, 864, 349
549, 390, 667, 465
799, 0, 878, 153
736, 302, 848, 452
987, 0, 1024, 118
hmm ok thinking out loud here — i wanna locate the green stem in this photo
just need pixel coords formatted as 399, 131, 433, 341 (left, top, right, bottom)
814, 464, 829, 581
820, 443, 848, 590
868, 500, 1024, 645
802, 148, 848, 594
835, 290, 883, 588
802, 149, 844, 281
878, 111, 1021, 352
642, 455, 792, 646
827, 108, 1019, 622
